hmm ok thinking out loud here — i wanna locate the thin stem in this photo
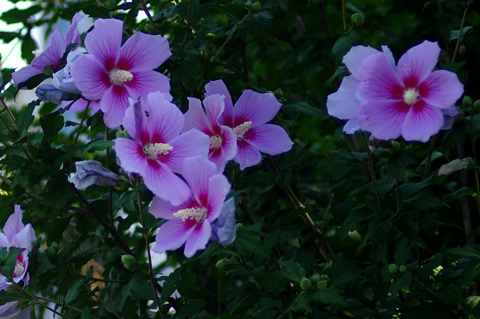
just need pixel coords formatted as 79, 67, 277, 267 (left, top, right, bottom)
276, 291, 306, 319
452, 1, 469, 63
73, 101, 90, 146
105, 126, 113, 227
137, 190, 164, 318
139, 0, 159, 34
360, 132, 381, 209
181, 0, 193, 47
0, 98, 18, 130
468, 118, 480, 216
211, 13, 251, 63
82, 283, 122, 319
341, 0, 347, 32
423, 136, 437, 179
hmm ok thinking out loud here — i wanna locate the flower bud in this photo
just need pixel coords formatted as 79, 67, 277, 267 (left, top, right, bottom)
121, 255, 138, 270
399, 265, 406, 273
474, 100, 480, 112
310, 274, 321, 284
317, 280, 328, 289
68, 160, 119, 190
35, 84, 71, 104
43, 65, 54, 76
388, 264, 399, 274
274, 88, 283, 99
463, 95, 473, 107
300, 276, 312, 290
216, 258, 234, 271
351, 13, 364, 28
251, 1, 261, 12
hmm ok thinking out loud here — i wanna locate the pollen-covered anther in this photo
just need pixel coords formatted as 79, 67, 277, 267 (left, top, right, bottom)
403, 88, 420, 105
109, 69, 133, 85
210, 134, 223, 149
173, 207, 208, 223
144, 143, 173, 159
233, 121, 252, 139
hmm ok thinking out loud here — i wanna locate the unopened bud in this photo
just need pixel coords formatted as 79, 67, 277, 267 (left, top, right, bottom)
399, 265, 406, 273
121, 255, 138, 270
251, 1, 261, 12
300, 276, 312, 290
274, 88, 283, 99
317, 280, 328, 289
351, 13, 364, 27
310, 274, 321, 285
388, 264, 399, 274
216, 258, 234, 271
459, 45, 466, 55
474, 100, 480, 112
463, 95, 473, 107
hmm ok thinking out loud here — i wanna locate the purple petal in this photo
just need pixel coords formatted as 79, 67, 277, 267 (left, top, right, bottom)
31, 31, 65, 70
397, 40, 440, 87
68, 99, 101, 113
153, 219, 195, 254
234, 140, 262, 170
234, 90, 281, 127
181, 156, 217, 201
12, 66, 42, 89
123, 99, 149, 144
184, 221, 212, 258
4, 206, 25, 242
204, 94, 225, 126
0, 301, 20, 318
208, 126, 237, 173
84, 18, 123, 71
343, 45, 379, 78
143, 161, 191, 205
0, 233, 9, 247
245, 124, 293, 156
118, 32, 171, 72
327, 75, 361, 120
441, 106, 460, 130
358, 100, 408, 141
402, 102, 444, 142
206, 174, 231, 222
65, 13, 83, 45
211, 197, 236, 245
419, 70, 464, 109
358, 53, 403, 100
114, 138, 147, 175
184, 97, 213, 134
101, 86, 131, 129
344, 118, 360, 134
163, 129, 210, 173
381, 46, 396, 67
146, 92, 184, 143
70, 54, 109, 100
126, 71, 172, 101
11, 224, 36, 251
204, 80, 234, 127
149, 196, 180, 220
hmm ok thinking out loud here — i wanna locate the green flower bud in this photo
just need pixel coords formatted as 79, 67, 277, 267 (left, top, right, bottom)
388, 264, 399, 274
251, 1, 261, 12
317, 280, 328, 289
351, 13, 364, 28
300, 276, 312, 290
474, 100, 480, 112
43, 65, 54, 77
121, 255, 138, 270
463, 95, 473, 107
274, 88, 283, 99
399, 265, 406, 273
216, 258, 234, 271
310, 274, 321, 285
245, 0, 252, 7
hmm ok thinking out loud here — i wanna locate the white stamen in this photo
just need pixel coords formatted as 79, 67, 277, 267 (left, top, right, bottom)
403, 88, 420, 105
14, 259, 25, 277
233, 121, 252, 139
173, 207, 208, 223
109, 69, 133, 85
144, 143, 173, 159
210, 134, 223, 149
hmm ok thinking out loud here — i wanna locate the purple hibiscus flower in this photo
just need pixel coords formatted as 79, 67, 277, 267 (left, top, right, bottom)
327, 41, 464, 142
70, 18, 172, 128
115, 92, 210, 205
150, 156, 233, 258
204, 80, 293, 170
0, 206, 37, 317
12, 13, 83, 89
184, 94, 237, 173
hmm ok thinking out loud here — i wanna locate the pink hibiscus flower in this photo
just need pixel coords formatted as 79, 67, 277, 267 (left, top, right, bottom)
184, 94, 237, 173
114, 92, 210, 205
12, 13, 83, 89
70, 18, 172, 128
150, 156, 232, 258
204, 80, 293, 170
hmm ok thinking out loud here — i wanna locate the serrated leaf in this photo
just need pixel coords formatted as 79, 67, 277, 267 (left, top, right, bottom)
310, 287, 348, 306
64, 279, 84, 304
279, 260, 305, 282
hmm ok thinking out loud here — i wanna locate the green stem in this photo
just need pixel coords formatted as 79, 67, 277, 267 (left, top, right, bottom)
360, 132, 382, 209
423, 136, 437, 179
211, 12, 251, 62
276, 291, 306, 319
0, 98, 18, 130
105, 126, 113, 227
139, 0, 159, 34
468, 118, 480, 216
73, 101, 90, 147
452, 1, 469, 63
342, 0, 347, 32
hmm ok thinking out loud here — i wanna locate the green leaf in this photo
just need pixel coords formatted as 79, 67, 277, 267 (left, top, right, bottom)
310, 287, 348, 306
83, 140, 114, 153
21, 34, 37, 63
465, 295, 480, 317
1, 247, 24, 278
40, 112, 64, 145
64, 279, 84, 304
324, 65, 348, 87
1, 5, 42, 24
82, 307, 92, 319
331, 30, 359, 63
282, 100, 324, 118
387, 153, 408, 182
450, 26, 473, 41
161, 267, 182, 302
17, 102, 36, 139
0, 32, 19, 44
443, 187, 476, 203
279, 260, 305, 282
321, 149, 356, 179
438, 158, 469, 176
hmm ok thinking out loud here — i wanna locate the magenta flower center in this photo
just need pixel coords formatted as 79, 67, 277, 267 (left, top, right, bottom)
209, 134, 223, 149
173, 207, 208, 223
13, 254, 25, 278
109, 69, 133, 85
403, 88, 421, 105
143, 143, 173, 159
233, 121, 252, 140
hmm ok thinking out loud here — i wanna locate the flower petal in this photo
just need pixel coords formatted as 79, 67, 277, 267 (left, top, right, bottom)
358, 53, 403, 100
84, 18, 123, 71
343, 45, 379, 78
143, 161, 191, 205
211, 197, 236, 246
31, 31, 66, 70
234, 90, 282, 127
181, 156, 217, 201
101, 85, 131, 129
402, 102, 444, 142
204, 94, 225, 127
12, 66, 42, 89
184, 221, 212, 258
149, 196, 182, 220
123, 99, 149, 144
0, 301, 20, 318
115, 138, 147, 175
343, 118, 360, 134
146, 92, 184, 143
245, 124, 293, 156
153, 219, 194, 254
65, 13, 83, 45
397, 40, 440, 87
11, 224, 36, 251
358, 100, 409, 141
126, 71, 172, 101
419, 70, 464, 109
204, 80, 234, 127
184, 97, 213, 134
4, 206, 25, 243
163, 129, 210, 173
326, 75, 361, 120
206, 174, 231, 221
234, 140, 262, 170
70, 54, 109, 100
118, 32, 171, 72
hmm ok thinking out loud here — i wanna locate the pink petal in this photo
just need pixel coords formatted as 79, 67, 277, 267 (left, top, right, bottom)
206, 174, 231, 222
101, 85, 131, 129
184, 97, 213, 134
12, 66, 42, 89
146, 92, 184, 143
11, 224, 36, 251
343, 45, 379, 78
204, 94, 225, 126
326, 75, 361, 120
123, 99, 149, 144
234, 90, 281, 127
70, 54, 109, 100
117, 32, 171, 72
31, 31, 65, 70
84, 18, 123, 71
114, 138, 147, 175
4, 206, 25, 243
397, 40, 440, 87
149, 195, 180, 220
402, 102, 444, 142
181, 156, 217, 202
184, 221, 212, 258
205, 80, 234, 127
359, 53, 403, 100
153, 219, 195, 254
143, 161, 191, 205
126, 71, 172, 102
208, 126, 237, 173
163, 129, 210, 173
381, 46, 396, 67
358, 100, 408, 141
419, 70, 464, 109
234, 140, 262, 170
245, 124, 293, 156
